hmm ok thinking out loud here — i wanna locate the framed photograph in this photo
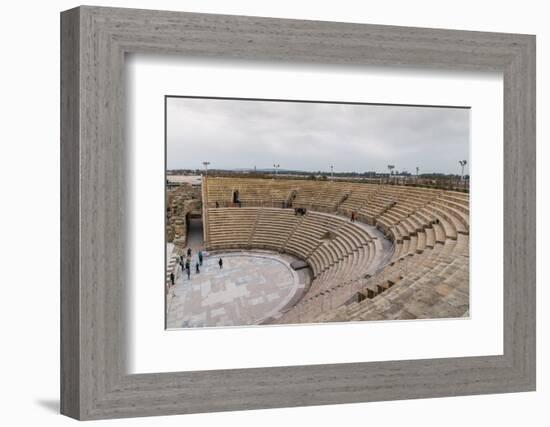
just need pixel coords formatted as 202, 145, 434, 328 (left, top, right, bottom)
61, 6, 536, 420
164, 95, 471, 329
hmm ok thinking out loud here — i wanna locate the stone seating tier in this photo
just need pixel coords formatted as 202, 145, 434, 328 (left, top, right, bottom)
202, 177, 469, 323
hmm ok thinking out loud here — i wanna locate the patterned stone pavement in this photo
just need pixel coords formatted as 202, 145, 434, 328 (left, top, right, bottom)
166, 252, 307, 329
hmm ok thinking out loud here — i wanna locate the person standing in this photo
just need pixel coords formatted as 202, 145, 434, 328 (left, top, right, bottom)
195, 262, 200, 274
185, 259, 190, 279
218, 258, 223, 269
198, 251, 203, 266
170, 272, 174, 286
187, 247, 192, 257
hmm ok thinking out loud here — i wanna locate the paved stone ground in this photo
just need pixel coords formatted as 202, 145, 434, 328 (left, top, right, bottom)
166, 252, 307, 329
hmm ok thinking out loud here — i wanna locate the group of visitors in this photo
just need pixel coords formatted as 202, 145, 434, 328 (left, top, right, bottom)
178, 248, 204, 280
170, 248, 224, 284
294, 207, 307, 216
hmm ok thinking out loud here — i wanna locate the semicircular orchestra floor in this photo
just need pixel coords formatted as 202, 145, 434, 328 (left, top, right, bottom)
166, 251, 309, 329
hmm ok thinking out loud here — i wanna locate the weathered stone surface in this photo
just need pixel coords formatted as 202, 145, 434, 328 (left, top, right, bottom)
165, 177, 470, 325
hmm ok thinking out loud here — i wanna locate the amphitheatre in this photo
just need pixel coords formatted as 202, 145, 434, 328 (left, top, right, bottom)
165, 175, 469, 328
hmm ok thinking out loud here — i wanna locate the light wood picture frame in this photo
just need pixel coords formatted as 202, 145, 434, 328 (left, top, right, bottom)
60, 5, 536, 420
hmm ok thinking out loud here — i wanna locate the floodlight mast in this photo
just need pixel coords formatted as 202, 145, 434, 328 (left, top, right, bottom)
273, 163, 280, 177
202, 161, 210, 175
387, 164, 395, 183
458, 160, 468, 180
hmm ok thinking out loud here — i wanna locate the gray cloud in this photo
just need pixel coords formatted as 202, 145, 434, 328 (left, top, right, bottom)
167, 97, 469, 175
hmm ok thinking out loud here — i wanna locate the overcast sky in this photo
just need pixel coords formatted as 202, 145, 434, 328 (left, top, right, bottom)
166, 97, 469, 175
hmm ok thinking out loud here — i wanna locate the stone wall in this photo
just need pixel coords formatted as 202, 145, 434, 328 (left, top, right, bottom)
166, 183, 202, 249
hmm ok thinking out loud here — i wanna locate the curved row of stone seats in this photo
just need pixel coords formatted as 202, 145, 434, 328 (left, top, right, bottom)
311, 186, 349, 212
361, 234, 468, 318
205, 177, 291, 207
284, 211, 375, 278
350, 187, 466, 232
427, 198, 469, 233
277, 208, 469, 325
389, 232, 426, 262
376, 190, 469, 245
357, 188, 409, 220
206, 177, 358, 210
293, 183, 354, 213
380, 206, 466, 264
313, 246, 368, 284
297, 244, 373, 307
270, 189, 469, 323
376, 191, 440, 225
206, 208, 258, 249
340, 251, 468, 321
283, 214, 328, 261
205, 177, 345, 209
205, 177, 377, 213
203, 179, 469, 324
205, 178, 469, 228
276, 236, 385, 322
250, 208, 298, 248
291, 182, 322, 207
439, 191, 469, 205
206, 207, 377, 276
204, 177, 240, 203
205, 207, 381, 317
309, 237, 374, 284
338, 184, 380, 214
278, 244, 469, 323
298, 233, 469, 324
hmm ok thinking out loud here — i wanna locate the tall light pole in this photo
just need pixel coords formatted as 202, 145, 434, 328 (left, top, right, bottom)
458, 160, 467, 180
387, 164, 395, 183
202, 161, 210, 175
273, 163, 280, 177
330, 165, 334, 180
416, 166, 420, 176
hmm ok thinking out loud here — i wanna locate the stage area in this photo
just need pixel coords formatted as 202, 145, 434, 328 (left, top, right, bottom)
166, 251, 310, 329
